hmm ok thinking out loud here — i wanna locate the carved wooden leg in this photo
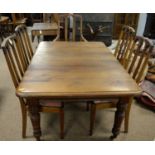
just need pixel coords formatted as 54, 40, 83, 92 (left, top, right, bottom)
60, 108, 64, 139
111, 97, 130, 140
19, 98, 27, 138
37, 36, 40, 43
31, 35, 34, 42
86, 102, 90, 111
124, 97, 133, 133
89, 103, 96, 136
27, 98, 41, 141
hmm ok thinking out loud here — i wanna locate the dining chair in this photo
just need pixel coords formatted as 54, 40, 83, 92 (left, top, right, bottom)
114, 25, 136, 66
89, 36, 154, 136
1, 34, 64, 139
15, 24, 34, 66
54, 13, 87, 42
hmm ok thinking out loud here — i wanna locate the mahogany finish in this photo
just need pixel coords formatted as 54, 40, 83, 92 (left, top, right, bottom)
16, 41, 141, 140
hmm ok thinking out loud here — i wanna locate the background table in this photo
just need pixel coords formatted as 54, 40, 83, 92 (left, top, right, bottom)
31, 22, 58, 42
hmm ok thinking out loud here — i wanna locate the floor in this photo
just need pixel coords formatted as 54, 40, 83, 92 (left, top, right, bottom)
0, 29, 155, 141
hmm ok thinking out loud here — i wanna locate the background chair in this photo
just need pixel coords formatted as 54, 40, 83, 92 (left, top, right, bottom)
54, 13, 87, 41
89, 36, 153, 136
43, 13, 59, 23
1, 35, 64, 139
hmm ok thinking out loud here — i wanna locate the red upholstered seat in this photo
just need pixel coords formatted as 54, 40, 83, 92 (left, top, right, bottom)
39, 100, 62, 107
94, 99, 118, 104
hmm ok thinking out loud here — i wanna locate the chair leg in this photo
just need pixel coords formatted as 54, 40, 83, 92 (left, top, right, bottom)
89, 103, 96, 136
20, 102, 27, 138
86, 102, 90, 111
60, 109, 64, 139
124, 98, 132, 133
37, 36, 40, 43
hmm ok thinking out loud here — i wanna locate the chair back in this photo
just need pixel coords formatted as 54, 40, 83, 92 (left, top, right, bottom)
124, 36, 154, 83
114, 25, 135, 64
54, 13, 87, 41
43, 13, 52, 23
15, 24, 33, 65
1, 34, 25, 88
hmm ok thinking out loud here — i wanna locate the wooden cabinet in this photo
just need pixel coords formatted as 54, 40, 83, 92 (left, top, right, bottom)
113, 13, 139, 39
78, 13, 114, 46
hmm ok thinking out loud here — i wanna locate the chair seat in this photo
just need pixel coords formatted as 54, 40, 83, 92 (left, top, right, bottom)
94, 98, 118, 104
39, 100, 62, 107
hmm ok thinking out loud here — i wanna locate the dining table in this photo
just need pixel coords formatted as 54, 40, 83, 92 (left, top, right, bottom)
31, 22, 58, 42
16, 41, 141, 140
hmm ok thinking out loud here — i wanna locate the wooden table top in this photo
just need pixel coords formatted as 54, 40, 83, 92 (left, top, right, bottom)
31, 22, 58, 31
16, 42, 141, 99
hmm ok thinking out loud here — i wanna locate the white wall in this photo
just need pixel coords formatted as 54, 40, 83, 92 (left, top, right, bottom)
136, 13, 147, 36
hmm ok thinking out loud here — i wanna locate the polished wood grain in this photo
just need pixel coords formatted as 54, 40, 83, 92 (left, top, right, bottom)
16, 41, 141, 140
16, 41, 141, 99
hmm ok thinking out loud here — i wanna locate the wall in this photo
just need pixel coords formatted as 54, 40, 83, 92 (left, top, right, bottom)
136, 13, 147, 36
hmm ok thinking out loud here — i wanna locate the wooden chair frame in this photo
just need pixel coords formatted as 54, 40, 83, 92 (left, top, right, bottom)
54, 13, 87, 42
89, 36, 154, 136
1, 35, 64, 139
114, 25, 135, 65
15, 25, 33, 64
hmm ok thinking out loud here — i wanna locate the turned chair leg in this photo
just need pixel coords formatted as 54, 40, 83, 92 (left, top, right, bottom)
86, 102, 90, 111
89, 103, 96, 136
37, 36, 40, 43
60, 109, 64, 139
20, 103, 27, 138
124, 99, 132, 133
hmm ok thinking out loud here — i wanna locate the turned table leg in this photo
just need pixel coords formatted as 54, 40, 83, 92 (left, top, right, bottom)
27, 98, 41, 141
111, 97, 130, 140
